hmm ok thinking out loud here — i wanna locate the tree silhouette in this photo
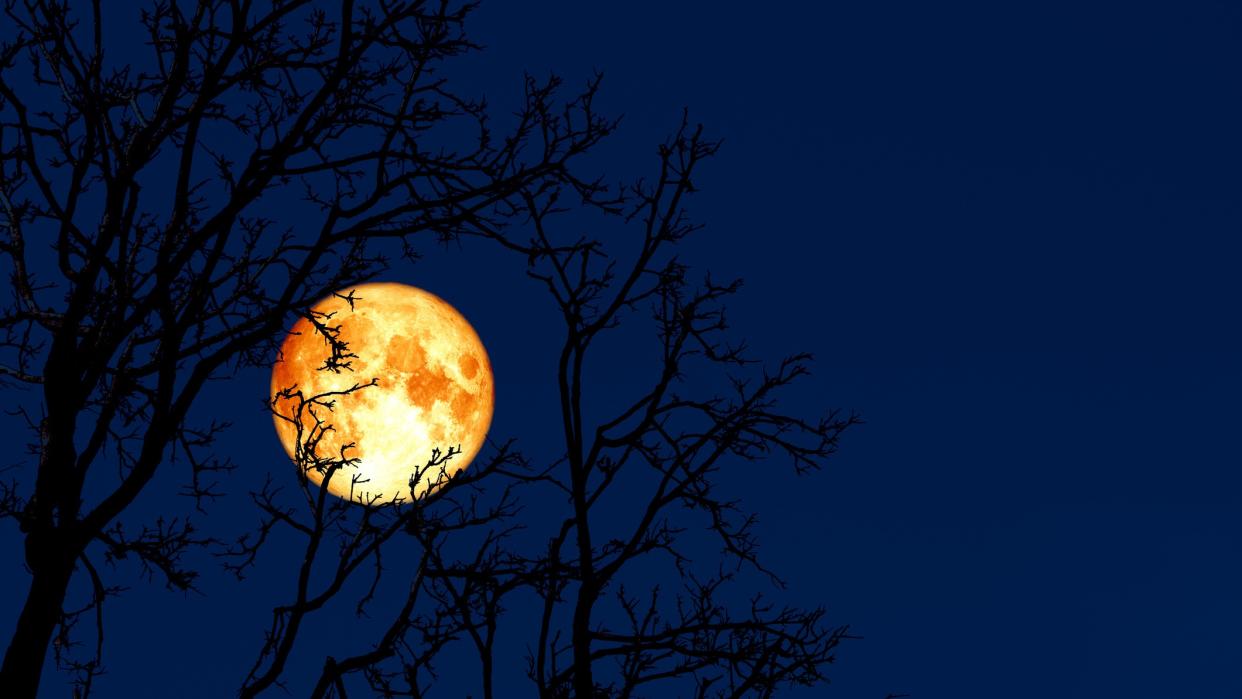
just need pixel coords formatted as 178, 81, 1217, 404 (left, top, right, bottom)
0, 1, 859, 697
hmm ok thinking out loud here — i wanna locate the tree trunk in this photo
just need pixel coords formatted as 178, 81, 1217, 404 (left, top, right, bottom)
481, 647, 494, 699
0, 559, 76, 698
571, 588, 595, 699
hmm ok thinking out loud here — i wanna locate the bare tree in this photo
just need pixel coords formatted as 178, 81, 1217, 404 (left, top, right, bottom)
1, 1, 858, 697
218, 118, 859, 698
0, 1, 610, 695
470, 117, 861, 699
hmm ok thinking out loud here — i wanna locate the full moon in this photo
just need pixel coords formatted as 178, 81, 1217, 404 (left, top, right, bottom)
270, 282, 494, 504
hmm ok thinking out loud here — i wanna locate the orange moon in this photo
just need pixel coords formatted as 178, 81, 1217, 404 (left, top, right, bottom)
270, 283, 494, 504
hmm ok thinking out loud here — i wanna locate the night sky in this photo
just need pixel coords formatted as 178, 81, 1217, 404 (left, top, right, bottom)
3, 1, 1241, 697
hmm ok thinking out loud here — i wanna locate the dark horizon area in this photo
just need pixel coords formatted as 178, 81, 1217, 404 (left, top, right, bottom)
1, 1, 1239, 697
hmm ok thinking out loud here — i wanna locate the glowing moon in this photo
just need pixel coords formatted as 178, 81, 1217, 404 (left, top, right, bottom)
270, 283, 494, 503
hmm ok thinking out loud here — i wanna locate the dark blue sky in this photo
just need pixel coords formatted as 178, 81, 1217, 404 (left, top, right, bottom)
3, 1, 1240, 697
462, 3, 1242, 695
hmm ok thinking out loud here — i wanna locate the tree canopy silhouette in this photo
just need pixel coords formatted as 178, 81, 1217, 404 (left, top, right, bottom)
0, 1, 858, 697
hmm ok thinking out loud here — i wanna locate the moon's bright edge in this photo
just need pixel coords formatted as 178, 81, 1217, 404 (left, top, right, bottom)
270, 283, 494, 503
